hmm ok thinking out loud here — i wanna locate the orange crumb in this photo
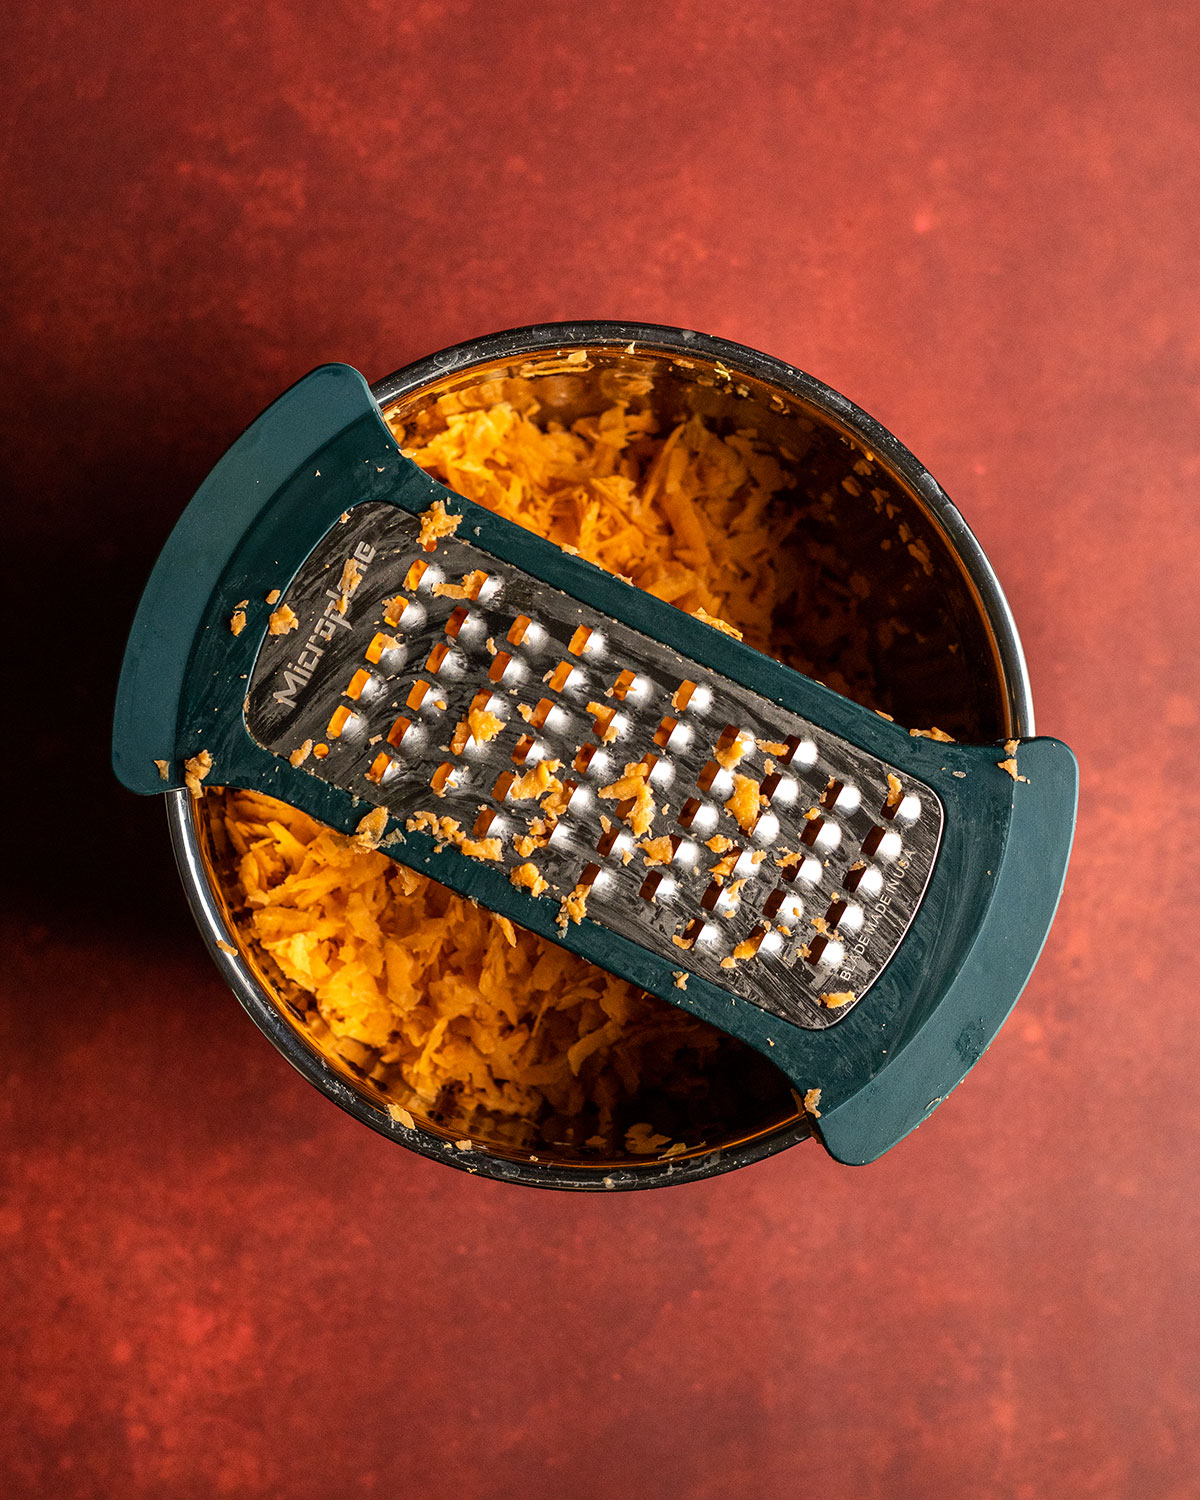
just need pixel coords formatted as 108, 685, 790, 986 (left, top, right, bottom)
510, 760, 563, 802
268, 604, 299, 635
289, 740, 313, 767
997, 757, 1029, 783
511, 862, 549, 898
556, 883, 590, 930
183, 749, 213, 797
714, 734, 750, 772
640, 836, 676, 866
468, 706, 504, 744
725, 774, 765, 833
599, 762, 655, 835
339, 558, 363, 598
432, 569, 488, 600
349, 806, 389, 850
693, 605, 743, 639
417, 498, 463, 550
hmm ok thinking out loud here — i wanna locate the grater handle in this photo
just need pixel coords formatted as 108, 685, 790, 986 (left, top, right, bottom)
812, 735, 1078, 1164
112, 364, 394, 794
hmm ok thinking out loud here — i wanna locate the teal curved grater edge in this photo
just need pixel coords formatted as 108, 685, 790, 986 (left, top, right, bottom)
113, 363, 1077, 1165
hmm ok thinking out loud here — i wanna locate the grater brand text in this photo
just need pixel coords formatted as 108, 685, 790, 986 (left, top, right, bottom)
272, 541, 376, 710
837, 868, 905, 983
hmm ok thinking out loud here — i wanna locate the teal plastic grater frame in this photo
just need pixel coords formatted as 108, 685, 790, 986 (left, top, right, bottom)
114, 363, 1077, 1164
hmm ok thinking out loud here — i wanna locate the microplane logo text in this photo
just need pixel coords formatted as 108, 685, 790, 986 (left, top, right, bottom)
272, 540, 377, 710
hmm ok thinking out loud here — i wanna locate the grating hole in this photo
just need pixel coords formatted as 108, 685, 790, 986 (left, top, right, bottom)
473, 808, 497, 837
326, 705, 353, 739
820, 778, 844, 810
677, 917, 704, 950
430, 762, 455, 795
715, 724, 741, 756
672, 680, 697, 712
611, 669, 638, 700
365, 632, 394, 664
640, 871, 665, 902
780, 734, 816, 767
365, 751, 392, 784
799, 814, 825, 847
450, 720, 471, 755
406, 680, 431, 711
488, 651, 514, 684
578, 861, 601, 889
654, 716, 679, 748
493, 771, 516, 801
405, 559, 428, 591
568, 625, 593, 656
700, 881, 724, 912
425, 642, 450, 673
806, 934, 829, 966
548, 660, 574, 693
697, 760, 722, 793
574, 743, 598, 774
445, 607, 469, 639
508, 615, 532, 646
386, 716, 413, 748
596, 825, 620, 857
382, 597, 408, 627
590, 703, 617, 738
677, 797, 702, 828
511, 734, 536, 764
824, 899, 847, 930
529, 697, 554, 730
763, 889, 786, 920
861, 826, 886, 857
815, 821, 841, 852
874, 828, 903, 861
738, 925, 767, 958
346, 669, 371, 701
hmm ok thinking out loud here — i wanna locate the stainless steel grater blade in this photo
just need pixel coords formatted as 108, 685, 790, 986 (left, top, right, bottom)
246, 502, 942, 1031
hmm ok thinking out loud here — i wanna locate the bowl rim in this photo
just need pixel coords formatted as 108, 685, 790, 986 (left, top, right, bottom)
169, 319, 1035, 1192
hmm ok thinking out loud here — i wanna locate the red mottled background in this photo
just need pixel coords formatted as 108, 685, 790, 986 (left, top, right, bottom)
2, 2, 1198, 1496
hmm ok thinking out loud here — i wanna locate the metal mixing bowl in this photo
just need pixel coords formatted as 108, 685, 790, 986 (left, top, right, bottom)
170, 321, 1033, 1190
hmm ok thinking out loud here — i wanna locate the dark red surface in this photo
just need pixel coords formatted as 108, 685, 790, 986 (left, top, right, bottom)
3, 2, 1199, 1495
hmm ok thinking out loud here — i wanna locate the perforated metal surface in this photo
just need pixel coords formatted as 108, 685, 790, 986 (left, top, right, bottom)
245, 503, 943, 1029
